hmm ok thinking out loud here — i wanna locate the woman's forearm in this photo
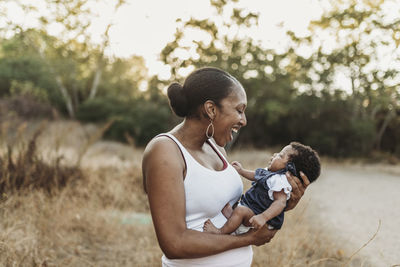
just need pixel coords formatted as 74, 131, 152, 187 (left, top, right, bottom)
144, 138, 275, 260
162, 228, 252, 259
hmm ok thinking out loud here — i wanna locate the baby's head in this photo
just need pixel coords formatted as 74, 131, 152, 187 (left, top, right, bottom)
268, 142, 321, 184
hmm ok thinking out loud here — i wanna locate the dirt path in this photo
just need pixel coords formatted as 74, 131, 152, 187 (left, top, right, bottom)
304, 163, 400, 267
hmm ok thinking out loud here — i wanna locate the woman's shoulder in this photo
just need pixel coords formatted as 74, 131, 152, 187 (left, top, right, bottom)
142, 134, 187, 170
143, 135, 181, 157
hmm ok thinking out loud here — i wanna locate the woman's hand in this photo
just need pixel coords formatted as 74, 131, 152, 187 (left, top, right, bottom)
247, 225, 278, 246
285, 171, 310, 211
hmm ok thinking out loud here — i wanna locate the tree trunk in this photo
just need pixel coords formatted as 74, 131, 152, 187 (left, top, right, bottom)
55, 76, 75, 118
374, 108, 395, 150
27, 35, 76, 118
350, 75, 359, 120
89, 68, 102, 100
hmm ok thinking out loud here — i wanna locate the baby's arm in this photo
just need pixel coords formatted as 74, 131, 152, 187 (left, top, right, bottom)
249, 190, 287, 229
231, 161, 256, 181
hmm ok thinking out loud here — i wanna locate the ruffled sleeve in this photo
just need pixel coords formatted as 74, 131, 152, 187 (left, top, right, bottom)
266, 174, 292, 201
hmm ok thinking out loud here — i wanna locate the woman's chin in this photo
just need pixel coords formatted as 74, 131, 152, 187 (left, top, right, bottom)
213, 137, 228, 147
216, 140, 226, 147
213, 133, 234, 147
226, 133, 234, 145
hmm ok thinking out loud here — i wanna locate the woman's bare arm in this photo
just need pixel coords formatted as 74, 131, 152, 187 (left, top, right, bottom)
142, 137, 276, 259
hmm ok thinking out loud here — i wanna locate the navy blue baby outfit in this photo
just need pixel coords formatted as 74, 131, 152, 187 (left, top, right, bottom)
240, 164, 296, 229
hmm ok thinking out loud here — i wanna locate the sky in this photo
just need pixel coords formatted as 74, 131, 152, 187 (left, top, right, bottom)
101, 0, 323, 77
3, 0, 398, 92
2, 0, 324, 78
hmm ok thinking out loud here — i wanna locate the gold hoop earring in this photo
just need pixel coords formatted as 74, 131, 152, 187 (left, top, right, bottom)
206, 121, 214, 139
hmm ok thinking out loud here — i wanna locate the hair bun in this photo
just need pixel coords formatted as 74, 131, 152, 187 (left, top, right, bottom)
167, 82, 188, 117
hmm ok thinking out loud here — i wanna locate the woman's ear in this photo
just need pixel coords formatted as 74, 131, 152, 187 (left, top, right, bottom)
203, 100, 216, 120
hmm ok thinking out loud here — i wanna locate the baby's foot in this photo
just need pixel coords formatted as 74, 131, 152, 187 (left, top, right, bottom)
203, 219, 221, 234
221, 203, 233, 219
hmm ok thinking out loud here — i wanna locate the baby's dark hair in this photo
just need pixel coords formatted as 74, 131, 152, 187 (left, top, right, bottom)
288, 142, 321, 183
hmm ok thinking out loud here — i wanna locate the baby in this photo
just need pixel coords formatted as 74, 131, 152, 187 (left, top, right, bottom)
203, 142, 321, 234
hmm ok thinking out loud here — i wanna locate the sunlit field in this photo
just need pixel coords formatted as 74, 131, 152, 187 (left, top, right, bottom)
1, 0, 399, 265
1, 119, 387, 267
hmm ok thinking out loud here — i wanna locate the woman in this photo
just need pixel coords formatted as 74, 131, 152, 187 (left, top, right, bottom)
142, 67, 310, 266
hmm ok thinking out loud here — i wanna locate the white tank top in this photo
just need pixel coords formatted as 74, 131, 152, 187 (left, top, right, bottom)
159, 133, 253, 267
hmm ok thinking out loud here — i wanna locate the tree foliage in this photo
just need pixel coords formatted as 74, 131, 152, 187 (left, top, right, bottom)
286, 0, 400, 152
0, 0, 399, 156
159, 0, 400, 157
0, 0, 130, 117
0, 0, 171, 145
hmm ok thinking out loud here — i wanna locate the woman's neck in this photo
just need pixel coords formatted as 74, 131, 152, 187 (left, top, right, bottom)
171, 118, 208, 150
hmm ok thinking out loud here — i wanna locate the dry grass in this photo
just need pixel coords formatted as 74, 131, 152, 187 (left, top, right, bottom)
0, 119, 158, 266
0, 122, 83, 196
0, 120, 373, 266
229, 149, 373, 267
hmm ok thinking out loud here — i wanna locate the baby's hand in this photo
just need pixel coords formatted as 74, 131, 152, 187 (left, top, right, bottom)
249, 214, 267, 230
231, 161, 242, 172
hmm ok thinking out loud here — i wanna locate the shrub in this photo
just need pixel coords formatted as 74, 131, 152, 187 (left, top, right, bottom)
76, 97, 172, 146
0, 124, 83, 196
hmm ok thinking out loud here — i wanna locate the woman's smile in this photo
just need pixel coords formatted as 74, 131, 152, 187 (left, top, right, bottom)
230, 126, 240, 141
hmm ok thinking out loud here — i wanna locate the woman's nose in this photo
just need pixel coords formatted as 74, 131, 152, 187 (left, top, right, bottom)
240, 113, 247, 127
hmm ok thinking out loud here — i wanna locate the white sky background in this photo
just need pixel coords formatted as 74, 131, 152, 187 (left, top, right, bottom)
2, 0, 323, 76
104, 0, 324, 77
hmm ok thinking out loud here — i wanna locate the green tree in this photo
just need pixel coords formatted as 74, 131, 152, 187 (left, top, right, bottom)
98, 56, 149, 101
0, 0, 129, 117
0, 31, 63, 105
159, 0, 297, 146
159, 0, 400, 157
286, 0, 400, 152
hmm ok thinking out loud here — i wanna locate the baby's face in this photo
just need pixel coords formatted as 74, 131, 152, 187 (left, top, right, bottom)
267, 145, 295, 172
